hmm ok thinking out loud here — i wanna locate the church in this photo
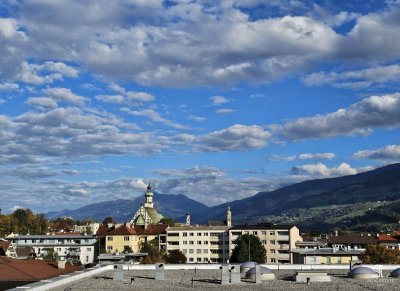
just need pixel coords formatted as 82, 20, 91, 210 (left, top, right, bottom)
129, 183, 164, 228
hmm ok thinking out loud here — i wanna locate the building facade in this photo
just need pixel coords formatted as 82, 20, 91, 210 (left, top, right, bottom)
228, 224, 302, 264
6, 235, 96, 264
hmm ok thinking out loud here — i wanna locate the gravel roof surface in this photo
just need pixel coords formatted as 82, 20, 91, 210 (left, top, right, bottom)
50, 269, 399, 291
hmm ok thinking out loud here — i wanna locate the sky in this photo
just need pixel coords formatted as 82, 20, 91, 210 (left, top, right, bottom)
0, 0, 400, 214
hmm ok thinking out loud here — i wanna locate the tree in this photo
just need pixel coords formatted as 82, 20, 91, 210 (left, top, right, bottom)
230, 234, 266, 263
85, 225, 93, 235
359, 245, 400, 264
123, 245, 133, 253
42, 249, 59, 263
164, 250, 187, 264
159, 217, 175, 226
140, 241, 164, 264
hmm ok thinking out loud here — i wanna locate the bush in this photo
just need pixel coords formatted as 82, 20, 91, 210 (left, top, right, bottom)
164, 250, 187, 264
359, 245, 400, 264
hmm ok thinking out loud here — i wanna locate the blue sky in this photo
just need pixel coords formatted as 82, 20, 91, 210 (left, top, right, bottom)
0, 0, 400, 214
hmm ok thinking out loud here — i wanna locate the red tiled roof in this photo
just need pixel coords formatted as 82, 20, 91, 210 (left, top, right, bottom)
0, 257, 81, 282
378, 234, 399, 242
0, 240, 10, 253
133, 224, 167, 235
328, 235, 378, 244
106, 225, 137, 236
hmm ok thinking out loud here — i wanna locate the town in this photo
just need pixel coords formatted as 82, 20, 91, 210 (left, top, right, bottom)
1, 184, 399, 290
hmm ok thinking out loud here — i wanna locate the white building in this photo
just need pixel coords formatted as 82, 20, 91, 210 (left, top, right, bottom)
166, 226, 230, 263
73, 222, 100, 235
6, 234, 96, 265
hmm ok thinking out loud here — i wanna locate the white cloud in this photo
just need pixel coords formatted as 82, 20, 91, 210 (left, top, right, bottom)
197, 124, 271, 152
302, 64, 400, 89
122, 107, 187, 129
270, 152, 335, 161
291, 162, 358, 178
281, 93, 400, 140
26, 97, 58, 108
0, 83, 19, 91
42, 87, 86, 105
216, 108, 235, 114
210, 95, 230, 105
353, 145, 400, 161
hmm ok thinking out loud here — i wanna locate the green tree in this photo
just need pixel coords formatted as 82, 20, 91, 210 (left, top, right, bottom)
359, 245, 400, 264
42, 249, 59, 263
159, 217, 175, 226
164, 250, 187, 264
230, 234, 266, 263
123, 245, 133, 253
140, 241, 164, 264
85, 225, 93, 235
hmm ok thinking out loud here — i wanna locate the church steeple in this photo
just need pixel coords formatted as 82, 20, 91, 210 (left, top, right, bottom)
226, 206, 232, 227
144, 183, 154, 208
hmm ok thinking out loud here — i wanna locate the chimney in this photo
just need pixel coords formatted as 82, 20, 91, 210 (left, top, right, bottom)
57, 260, 66, 269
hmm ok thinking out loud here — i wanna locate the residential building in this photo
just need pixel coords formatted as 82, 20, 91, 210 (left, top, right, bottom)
228, 224, 302, 264
328, 235, 378, 250
292, 248, 363, 264
377, 234, 400, 250
105, 224, 167, 253
5, 234, 96, 265
166, 226, 230, 263
73, 222, 100, 235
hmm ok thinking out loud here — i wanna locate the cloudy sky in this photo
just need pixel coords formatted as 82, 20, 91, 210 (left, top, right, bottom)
1, 0, 400, 214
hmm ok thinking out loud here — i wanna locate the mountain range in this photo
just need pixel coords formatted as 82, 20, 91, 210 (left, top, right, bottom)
47, 163, 400, 232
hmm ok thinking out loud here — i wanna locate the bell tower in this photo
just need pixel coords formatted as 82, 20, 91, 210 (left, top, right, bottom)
144, 183, 154, 208
226, 206, 232, 227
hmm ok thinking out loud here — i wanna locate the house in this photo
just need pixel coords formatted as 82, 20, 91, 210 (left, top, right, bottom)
292, 248, 363, 264
5, 234, 96, 265
0, 256, 80, 290
377, 234, 400, 250
105, 224, 167, 253
327, 235, 378, 250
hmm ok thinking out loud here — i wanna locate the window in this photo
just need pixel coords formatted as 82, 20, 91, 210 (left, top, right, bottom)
107, 246, 113, 251
197, 258, 202, 262
168, 233, 179, 236
197, 249, 202, 254
261, 231, 266, 235
232, 231, 241, 236
204, 232, 208, 236
189, 258, 194, 262
203, 249, 208, 254
204, 241, 208, 245
189, 241, 194, 245
86, 256, 89, 262
87, 248, 91, 251
270, 249, 275, 254
270, 240, 276, 245
183, 241, 188, 245
189, 249, 194, 254
197, 233, 202, 236
189, 233, 194, 236
183, 232, 188, 237
269, 231, 275, 235
56, 248, 61, 251
253, 231, 258, 235
182, 249, 187, 254
107, 237, 113, 241
271, 258, 276, 263
124, 236, 130, 241
262, 240, 267, 244
197, 241, 202, 245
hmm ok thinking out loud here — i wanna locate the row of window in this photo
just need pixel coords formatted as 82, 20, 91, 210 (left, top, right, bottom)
168, 232, 224, 237
181, 249, 229, 254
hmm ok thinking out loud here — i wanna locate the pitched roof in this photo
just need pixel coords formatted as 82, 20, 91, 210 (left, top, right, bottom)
96, 224, 112, 236
0, 257, 81, 282
0, 240, 10, 254
133, 224, 167, 235
16, 247, 35, 257
106, 225, 137, 236
328, 235, 378, 244
378, 234, 399, 242
145, 207, 163, 224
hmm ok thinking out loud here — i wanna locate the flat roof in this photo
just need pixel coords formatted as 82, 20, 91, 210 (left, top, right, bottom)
168, 226, 230, 231
291, 248, 364, 255
230, 224, 296, 230
6, 235, 95, 240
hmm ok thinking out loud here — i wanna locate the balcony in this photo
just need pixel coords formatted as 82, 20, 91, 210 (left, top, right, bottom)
278, 253, 290, 260
277, 235, 289, 241
278, 244, 289, 250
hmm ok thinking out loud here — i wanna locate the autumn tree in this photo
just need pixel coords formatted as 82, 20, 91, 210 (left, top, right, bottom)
164, 250, 187, 264
140, 241, 164, 264
230, 234, 266, 263
359, 244, 400, 264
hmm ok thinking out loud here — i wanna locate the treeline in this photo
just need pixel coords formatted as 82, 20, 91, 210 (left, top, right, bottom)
0, 208, 48, 237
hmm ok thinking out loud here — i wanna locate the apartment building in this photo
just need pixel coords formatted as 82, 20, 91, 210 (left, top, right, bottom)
6, 234, 96, 264
228, 224, 302, 264
166, 226, 230, 263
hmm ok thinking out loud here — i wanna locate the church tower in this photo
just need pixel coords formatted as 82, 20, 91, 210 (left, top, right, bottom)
226, 206, 232, 227
185, 211, 191, 226
144, 183, 154, 208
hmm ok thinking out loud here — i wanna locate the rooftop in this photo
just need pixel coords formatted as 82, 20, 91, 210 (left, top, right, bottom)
328, 235, 378, 245
168, 225, 230, 231
291, 248, 364, 255
6, 234, 95, 240
230, 223, 296, 230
